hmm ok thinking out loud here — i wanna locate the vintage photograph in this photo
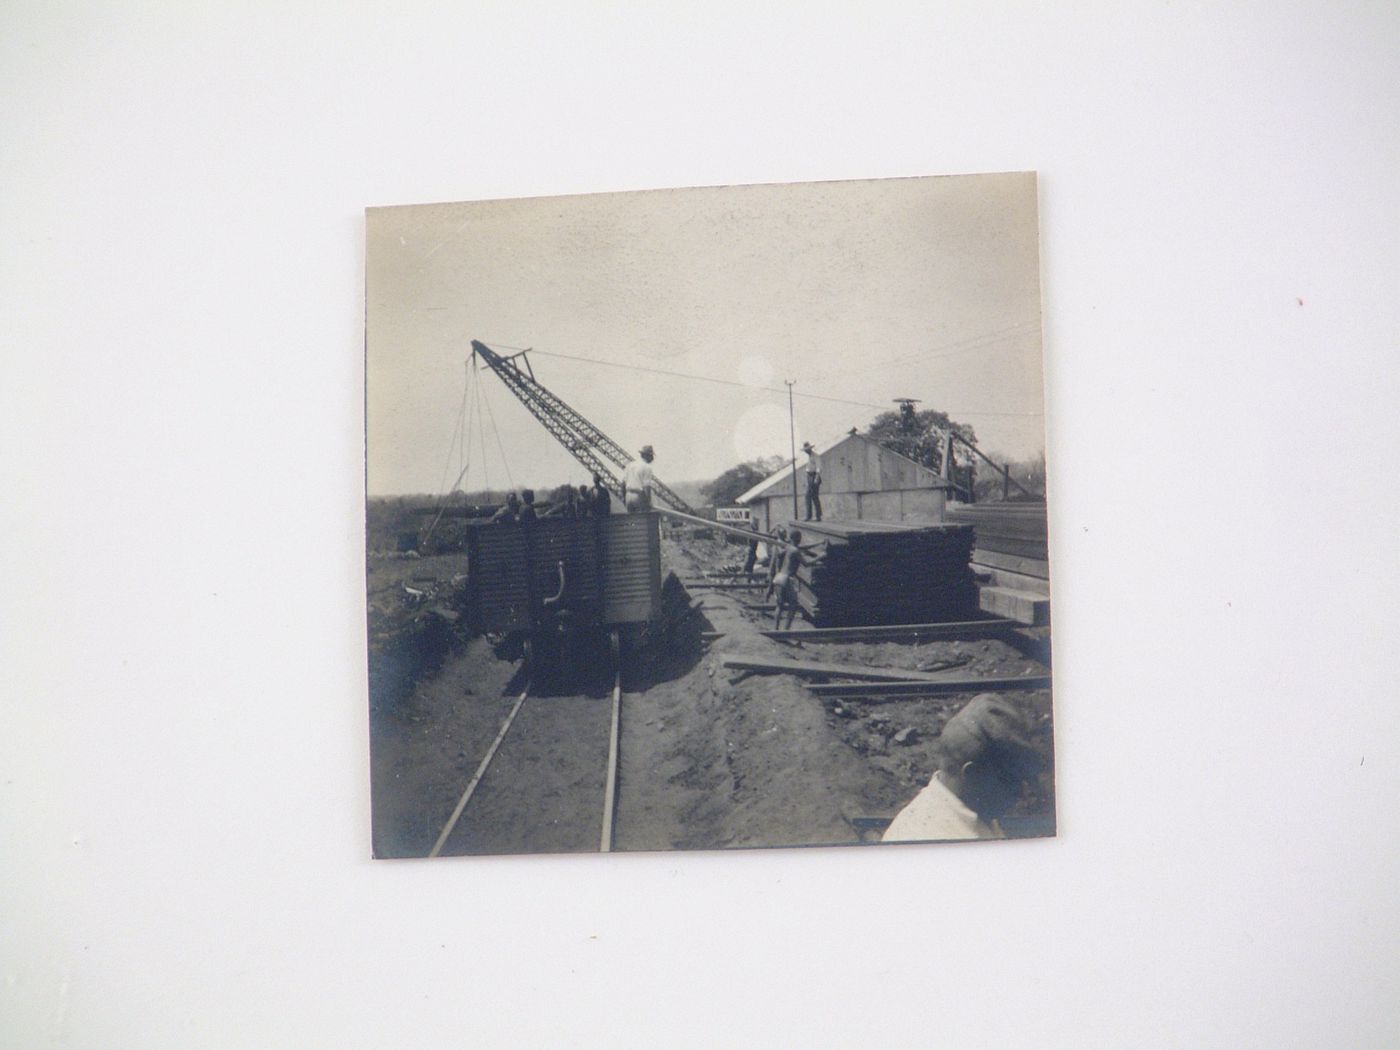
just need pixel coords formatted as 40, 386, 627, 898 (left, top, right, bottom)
366, 173, 1054, 858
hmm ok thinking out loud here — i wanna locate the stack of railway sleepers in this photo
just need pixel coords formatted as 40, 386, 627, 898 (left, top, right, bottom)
943, 502, 1048, 562
787, 519, 978, 627
943, 502, 1051, 625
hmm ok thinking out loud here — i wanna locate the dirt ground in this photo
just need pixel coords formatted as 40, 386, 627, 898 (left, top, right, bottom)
367, 529, 1055, 859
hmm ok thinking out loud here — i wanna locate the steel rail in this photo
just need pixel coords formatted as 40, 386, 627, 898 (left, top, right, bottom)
600, 664, 623, 853
429, 633, 628, 858
429, 683, 531, 858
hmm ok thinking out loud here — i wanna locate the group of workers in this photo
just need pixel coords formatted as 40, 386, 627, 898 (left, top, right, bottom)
740, 519, 820, 631
488, 474, 612, 524
487, 444, 659, 524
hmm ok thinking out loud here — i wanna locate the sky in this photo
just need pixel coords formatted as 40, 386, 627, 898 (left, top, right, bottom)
366, 172, 1046, 497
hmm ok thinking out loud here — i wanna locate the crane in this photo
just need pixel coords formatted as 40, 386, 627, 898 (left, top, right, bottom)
469, 340, 696, 514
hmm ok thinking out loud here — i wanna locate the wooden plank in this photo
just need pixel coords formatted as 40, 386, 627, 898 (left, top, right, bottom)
700, 619, 1018, 643
974, 564, 1051, 596
808, 674, 1052, 697
972, 549, 1051, 580
658, 507, 770, 544
978, 585, 1051, 626
721, 654, 978, 683
773, 620, 1016, 642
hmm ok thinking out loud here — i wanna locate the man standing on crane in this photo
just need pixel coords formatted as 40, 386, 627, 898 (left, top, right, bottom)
622, 445, 656, 513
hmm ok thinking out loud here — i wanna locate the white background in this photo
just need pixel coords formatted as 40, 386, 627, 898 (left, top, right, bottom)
4, 4, 1398, 1047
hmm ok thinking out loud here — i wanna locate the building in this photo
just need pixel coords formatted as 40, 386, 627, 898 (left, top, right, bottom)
736, 431, 955, 531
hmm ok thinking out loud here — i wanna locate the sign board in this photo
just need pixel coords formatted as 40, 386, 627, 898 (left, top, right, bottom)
716, 506, 751, 526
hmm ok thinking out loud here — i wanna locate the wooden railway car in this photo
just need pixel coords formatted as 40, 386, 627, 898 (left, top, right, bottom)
467, 512, 662, 661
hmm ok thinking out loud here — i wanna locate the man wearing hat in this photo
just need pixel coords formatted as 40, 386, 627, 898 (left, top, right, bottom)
622, 445, 656, 513
802, 441, 822, 522
882, 694, 1046, 842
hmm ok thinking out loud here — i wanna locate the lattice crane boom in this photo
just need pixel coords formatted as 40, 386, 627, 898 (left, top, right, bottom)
470, 340, 696, 514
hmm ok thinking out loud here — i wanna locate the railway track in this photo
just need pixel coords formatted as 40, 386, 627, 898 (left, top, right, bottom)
428, 633, 625, 857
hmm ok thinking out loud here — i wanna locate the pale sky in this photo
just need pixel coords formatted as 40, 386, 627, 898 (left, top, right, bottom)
366, 173, 1045, 496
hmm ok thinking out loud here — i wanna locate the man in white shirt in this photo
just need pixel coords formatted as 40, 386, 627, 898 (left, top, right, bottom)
622, 445, 656, 512
802, 441, 822, 522
882, 694, 1045, 842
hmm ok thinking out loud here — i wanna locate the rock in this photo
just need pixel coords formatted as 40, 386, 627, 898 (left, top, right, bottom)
893, 727, 916, 745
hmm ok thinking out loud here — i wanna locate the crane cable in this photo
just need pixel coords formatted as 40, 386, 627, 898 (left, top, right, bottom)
435, 359, 472, 497
423, 356, 524, 550
478, 367, 516, 493
421, 363, 478, 546
473, 355, 490, 494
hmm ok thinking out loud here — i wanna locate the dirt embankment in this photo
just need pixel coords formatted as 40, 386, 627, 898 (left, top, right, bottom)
367, 531, 1054, 858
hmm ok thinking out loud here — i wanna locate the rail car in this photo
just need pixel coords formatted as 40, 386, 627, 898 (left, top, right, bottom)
467, 511, 662, 665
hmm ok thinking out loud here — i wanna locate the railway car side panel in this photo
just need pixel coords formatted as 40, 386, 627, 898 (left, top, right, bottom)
471, 525, 533, 632
600, 513, 660, 624
529, 518, 604, 624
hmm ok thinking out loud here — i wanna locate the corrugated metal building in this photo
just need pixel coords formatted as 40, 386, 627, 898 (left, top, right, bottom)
736, 432, 954, 531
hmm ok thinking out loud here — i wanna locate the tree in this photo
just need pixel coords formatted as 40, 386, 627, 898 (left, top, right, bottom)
701, 455, 786, 507
864, 407, 976, 475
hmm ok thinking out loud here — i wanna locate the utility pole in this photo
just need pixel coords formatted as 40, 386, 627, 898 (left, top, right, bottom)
786, 379, 799, 521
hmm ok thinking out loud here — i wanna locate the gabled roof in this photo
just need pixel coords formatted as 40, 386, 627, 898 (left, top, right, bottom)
735, 431, 953, 504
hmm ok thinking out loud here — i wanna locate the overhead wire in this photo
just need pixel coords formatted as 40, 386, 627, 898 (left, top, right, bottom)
522, 347, 890, 411
513, 344, 1041, 419
805, 319, 1038, 384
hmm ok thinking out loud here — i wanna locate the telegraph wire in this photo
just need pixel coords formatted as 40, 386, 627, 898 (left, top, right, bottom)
507, 344, 1039, 418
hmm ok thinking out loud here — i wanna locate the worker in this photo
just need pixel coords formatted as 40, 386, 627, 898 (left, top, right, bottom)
742, 515, 762, 575
542, 484, 578, 518
590, 473, 612, 517
763, 525, 787, 601
882, 694, 1046, 843
772, 527, 817, 630
577, 484, 592, 517
622, 445, 655, 512
802, 441, 822, 522
519, 489, 538, 522
490, 492, 521, 524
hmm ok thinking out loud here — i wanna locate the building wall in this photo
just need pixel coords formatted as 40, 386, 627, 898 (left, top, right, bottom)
744, 434, 949, 530
753, 486, 946, 530
820, 435, 941, 494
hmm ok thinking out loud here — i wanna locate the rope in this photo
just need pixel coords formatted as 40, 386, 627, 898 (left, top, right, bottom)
479, 373, 516, 493
474, 356, 490, 493
436, 361, 471, 497
422, 364, 477, 546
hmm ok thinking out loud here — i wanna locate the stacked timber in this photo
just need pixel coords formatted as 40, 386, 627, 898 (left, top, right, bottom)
944, 502, 1051, 625
788, 519, 978, 627
943, 502, 1048, 562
